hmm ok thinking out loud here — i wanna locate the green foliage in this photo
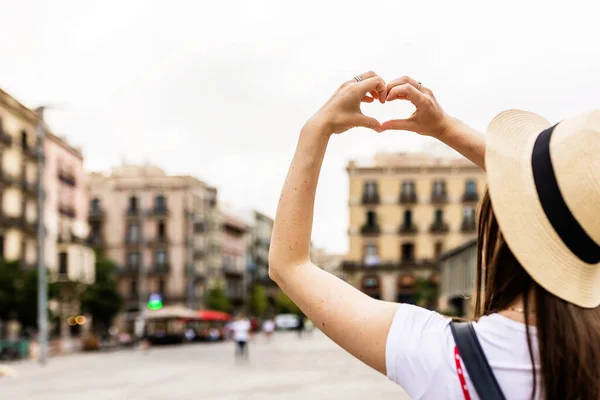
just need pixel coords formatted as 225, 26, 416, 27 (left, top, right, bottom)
248, 285, 268, 317
275, 290, 300, 315
206, 286, 232, 313
415, 277, 439, 310
80, 257, 122, 333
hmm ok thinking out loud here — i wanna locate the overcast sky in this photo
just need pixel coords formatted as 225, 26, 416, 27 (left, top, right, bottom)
1, 0, 599, 254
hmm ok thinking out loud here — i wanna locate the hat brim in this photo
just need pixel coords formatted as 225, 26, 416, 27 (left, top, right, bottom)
486, 110, 600, 308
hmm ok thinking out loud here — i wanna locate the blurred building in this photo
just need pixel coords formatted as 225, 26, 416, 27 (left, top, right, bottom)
342, 152, 485, 305
243, 210, 274, 291
0, 89, 40, 267
87, 164, 219, 324
311, 247, 347, 282
439, 238, 477, 317
219, 209, 249, 309
44, 132, 96, 339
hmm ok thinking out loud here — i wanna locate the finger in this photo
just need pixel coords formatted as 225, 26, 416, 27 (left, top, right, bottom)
386, 83, 427, 105
354, 114, 383, 132
357, 76, 387, 104
370, 90, 379, 100
386, 75, 420, 92
381, 118, 418, 132
361, 95, 375, 103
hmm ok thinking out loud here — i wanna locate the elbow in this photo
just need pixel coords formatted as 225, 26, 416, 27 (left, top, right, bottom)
268, 251, 282, 284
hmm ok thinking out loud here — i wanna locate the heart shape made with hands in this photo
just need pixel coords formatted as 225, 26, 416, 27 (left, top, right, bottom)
360, 96, 417, 128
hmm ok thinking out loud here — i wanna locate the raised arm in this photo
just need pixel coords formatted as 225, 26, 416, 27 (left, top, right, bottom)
269, 71, 400, 374
381, 76, 486, 170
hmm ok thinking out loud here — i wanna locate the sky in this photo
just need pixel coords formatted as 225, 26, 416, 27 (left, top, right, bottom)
1, 0, 599, 254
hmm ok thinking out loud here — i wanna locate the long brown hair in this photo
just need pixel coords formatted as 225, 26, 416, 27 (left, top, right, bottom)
474, 190, 600, 400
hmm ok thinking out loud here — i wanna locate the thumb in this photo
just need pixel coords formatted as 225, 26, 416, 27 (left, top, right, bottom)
355, 115, 383, 132
382, 118, 417, 132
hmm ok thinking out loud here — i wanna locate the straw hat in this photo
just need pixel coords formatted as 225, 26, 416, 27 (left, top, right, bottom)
486, 109, 600, 308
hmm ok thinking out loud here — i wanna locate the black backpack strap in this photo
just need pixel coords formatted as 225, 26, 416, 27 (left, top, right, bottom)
450, 321, 506, 400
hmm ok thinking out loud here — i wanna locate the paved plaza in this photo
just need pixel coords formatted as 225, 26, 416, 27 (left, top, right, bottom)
0, 331, 409, 400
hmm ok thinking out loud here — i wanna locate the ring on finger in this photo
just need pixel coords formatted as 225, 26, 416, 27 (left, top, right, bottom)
354, 75, 362, 83
417, 81, 422, 91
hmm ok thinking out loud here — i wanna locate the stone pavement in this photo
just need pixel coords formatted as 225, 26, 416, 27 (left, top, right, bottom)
0, 331, 409, 400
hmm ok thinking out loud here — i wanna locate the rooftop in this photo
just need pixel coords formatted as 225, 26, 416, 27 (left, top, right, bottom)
347, 152, 477, 170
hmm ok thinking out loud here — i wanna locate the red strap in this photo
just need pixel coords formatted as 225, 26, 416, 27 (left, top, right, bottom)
454, 346, 472, 400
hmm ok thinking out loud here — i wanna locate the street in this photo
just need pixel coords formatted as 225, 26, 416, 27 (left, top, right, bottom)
0, 331, 409, 400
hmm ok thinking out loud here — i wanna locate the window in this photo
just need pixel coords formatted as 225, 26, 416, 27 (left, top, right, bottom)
157, 221, 166, 239
21, 130, 28, 150
127, 252, 140, 266
435, 242, 444, 258
59, 251, 68, 275
128, 196, 138, 212
402, 180, 415, 195
433, 180, 446, 195
158, 279, 166, 294
91, 198, 100, 211
403, 210, 413, 227
401, 243, 415, 262
364, 181, 378, 196
463, 206, 475, 222
366, 210, 377, 226
155, 195, 166, 210
127, 223, 140, 242
435, 209, 444, 224
466, 180, 476, 195
155, 250, 167, 265
364, 244, 380, 266
130, 280, 137, 295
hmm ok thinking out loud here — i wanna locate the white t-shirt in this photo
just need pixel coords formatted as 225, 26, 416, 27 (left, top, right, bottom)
230, 319, 251, 342
263, 320, 275, 333
386, 304, 541, 400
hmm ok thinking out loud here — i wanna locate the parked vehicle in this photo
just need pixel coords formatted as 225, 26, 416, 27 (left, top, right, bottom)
275, 314, 300, 330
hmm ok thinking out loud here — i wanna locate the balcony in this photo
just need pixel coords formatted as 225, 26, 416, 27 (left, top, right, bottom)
88, 235, 105, 248
58, 170, 76, 187
23, 145, 39, 160
125, 208, 141, 218
150, 263, 170, 275
124, 236, 143, 246
119, 265, 140, 275
462, 192, 479, 203
398, 223, 418, 235
361, 193, 380, 205
147, 236, 169, 248
461, 220, 477, 233
430, 192, 448, 204
147, 207, 168, 217
0, 169, 19, 186
0, 130, 12, 146
429, 221, 450, 234
193, 249, 205, 260
88, 208, 105, 220
224, 265, 244, 278
342, 259, 438, 272
399, 192, 417, 204
59, 204, 76, 219
194, 221, 205, 233
360, 224, 381, 236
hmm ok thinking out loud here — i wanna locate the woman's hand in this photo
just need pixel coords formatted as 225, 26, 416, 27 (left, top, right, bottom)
309, 71, 388, 135
381, 76, 453, 138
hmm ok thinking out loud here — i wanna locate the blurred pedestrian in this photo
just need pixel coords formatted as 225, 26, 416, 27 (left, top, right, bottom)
230, 313, 251, 361
304, 318, 314, 337
262, 318, 275, 341
296, 314, 304, 339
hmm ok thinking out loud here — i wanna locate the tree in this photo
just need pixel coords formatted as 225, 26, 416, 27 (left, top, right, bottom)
275, 290, 300, 315
415, 277, 439, 310
80, 258, 123, 334
248, 285, 268, 317
205, 286, 232, 313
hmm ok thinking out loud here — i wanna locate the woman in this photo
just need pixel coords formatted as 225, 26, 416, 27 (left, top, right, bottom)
268, 71, 600, 399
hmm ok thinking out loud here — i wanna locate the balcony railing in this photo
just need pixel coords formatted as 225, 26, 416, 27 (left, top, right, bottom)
126, 208, 140, 217
461, 220, 477, 232
430, 192, 448, 203
429, 221, 450, 234
151, 263, 170, 274
88, 235, 105, 248
23, 145, 39, 160
147, 207, 168, 217
88, 208, 105, 220
360, 224, 381, 236
399, 192, 417, 204
119, 265, 140, 275
361, 193, 380, 205
398, 223, 418, 235
224, 265, 244, 277
462, 192, 479, 202
58, 170, 76, 186
125, 236, 143, 245
342, 259, 438, 271
0, 130, 12, 145
194, 250, 205, 260
0, 169, 19, 186
21, 177, 37, 196
148, 236, 169, 247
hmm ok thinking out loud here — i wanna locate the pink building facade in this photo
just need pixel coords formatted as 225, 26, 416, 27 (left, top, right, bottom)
220, 210, 248, 308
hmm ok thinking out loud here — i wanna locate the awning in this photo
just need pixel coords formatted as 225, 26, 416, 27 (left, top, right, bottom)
197, 310, 232, 321
145, 305, 198, 320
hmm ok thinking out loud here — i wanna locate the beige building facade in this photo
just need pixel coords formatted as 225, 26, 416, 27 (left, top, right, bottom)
0, 89, 40, 266
87, 165, 219, 321
343, 152, 485, 306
